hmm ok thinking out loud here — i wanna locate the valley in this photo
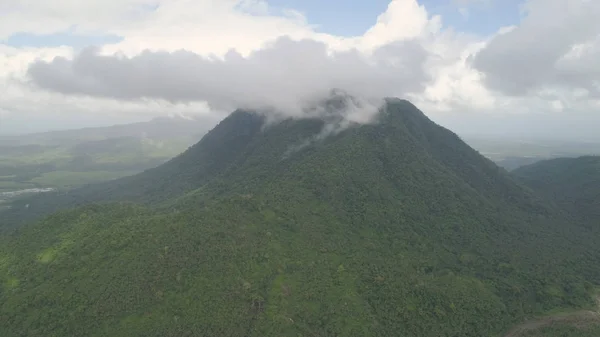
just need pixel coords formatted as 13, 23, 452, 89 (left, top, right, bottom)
0, 116, 210, 204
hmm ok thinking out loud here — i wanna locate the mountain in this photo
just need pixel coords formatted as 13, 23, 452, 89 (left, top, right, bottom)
514, 156, 600, 224
2, 99, 600, 337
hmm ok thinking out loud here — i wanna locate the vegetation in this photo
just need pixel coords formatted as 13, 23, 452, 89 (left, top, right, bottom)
513, 156, 600, 225
1, 99, 600, 336
0, 116, 209, 194
30, 170, 139, 188
463, 137, 600, 171
519, 324, 600, 337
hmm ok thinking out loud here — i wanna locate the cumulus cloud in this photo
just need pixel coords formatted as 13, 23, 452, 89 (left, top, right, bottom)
3, 0, 450, 134
472, 0, 600, 97
2, 0, 600, 140
27, 37, 431, 116
0, 0, 160, 39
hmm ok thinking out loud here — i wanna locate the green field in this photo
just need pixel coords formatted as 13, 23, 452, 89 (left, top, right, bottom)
463, 137, 600, 170
0, 181, 35, 192
30, 170, 139, 188
0, 135, 195, 196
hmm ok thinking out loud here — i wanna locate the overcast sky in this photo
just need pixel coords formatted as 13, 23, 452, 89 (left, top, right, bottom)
0, 0, 599, 140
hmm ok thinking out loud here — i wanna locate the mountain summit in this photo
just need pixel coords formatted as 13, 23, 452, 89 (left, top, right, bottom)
2, 99, 600, 336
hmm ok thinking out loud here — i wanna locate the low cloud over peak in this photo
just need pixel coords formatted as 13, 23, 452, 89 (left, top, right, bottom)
27, 37, 431, 117
2, 0, 600, 139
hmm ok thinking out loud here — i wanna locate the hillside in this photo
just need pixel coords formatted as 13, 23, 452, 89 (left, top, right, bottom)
2, 99, 600, 337
0, 110, 267, 229
513, 156, 600, 224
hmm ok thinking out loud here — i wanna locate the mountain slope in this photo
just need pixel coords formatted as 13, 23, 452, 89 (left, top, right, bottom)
0, 110, 265, 229
2, 99, 600, 337
513, 156, 600, 224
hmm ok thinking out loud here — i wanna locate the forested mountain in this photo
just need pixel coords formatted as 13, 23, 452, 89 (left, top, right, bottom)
2, 99, 600, 336
514, 156, 600, 225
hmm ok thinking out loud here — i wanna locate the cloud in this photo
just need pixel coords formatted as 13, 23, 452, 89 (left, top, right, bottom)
2, 0, 444, 130
27, 36, 431, 117
472, 0, 600, 98
1, 0, 319, 56
2, 0, 600, 140
281, 92, 384, 158
0, 0, 160, 39
358, 0, 438, 50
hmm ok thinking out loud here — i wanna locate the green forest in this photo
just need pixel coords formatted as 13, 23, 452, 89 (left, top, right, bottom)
514, 156, 600, 226
2, 99, 600, 336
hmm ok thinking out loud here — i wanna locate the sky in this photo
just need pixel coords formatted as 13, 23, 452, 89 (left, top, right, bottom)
0, 0, 599, 140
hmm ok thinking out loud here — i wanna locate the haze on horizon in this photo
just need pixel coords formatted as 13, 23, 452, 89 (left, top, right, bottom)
1, 0, 599, 141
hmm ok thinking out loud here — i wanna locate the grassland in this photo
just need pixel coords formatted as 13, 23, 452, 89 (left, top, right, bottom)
0, 181, 36, 192
0, 136, 194, 195
30, 170, 139, 188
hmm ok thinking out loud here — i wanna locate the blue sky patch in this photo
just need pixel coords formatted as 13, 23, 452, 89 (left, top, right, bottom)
267, 0, 392, 36
423, 0, 521, 35
268, 0, 522, 37
1, 1, 523, 49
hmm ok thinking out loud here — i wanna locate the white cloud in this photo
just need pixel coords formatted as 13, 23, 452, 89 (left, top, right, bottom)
27, 37, 432, 118
101, 0, 322, 57
0, 0, 599, 139
472, 0, 600, 98
3, 0, 443, 121
0, 0, 160, 39
358, 0, 439, 50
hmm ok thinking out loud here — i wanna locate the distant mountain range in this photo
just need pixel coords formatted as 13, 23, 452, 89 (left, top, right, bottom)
0, 115, 212, 146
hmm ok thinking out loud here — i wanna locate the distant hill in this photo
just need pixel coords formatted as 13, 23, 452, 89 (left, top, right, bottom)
513, 156, 600, 224
462, 137, 600, 171
0, 116, 211, 146
2, 98, 600, 337
0, 116, 212, 194
496, 156, 547, 171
